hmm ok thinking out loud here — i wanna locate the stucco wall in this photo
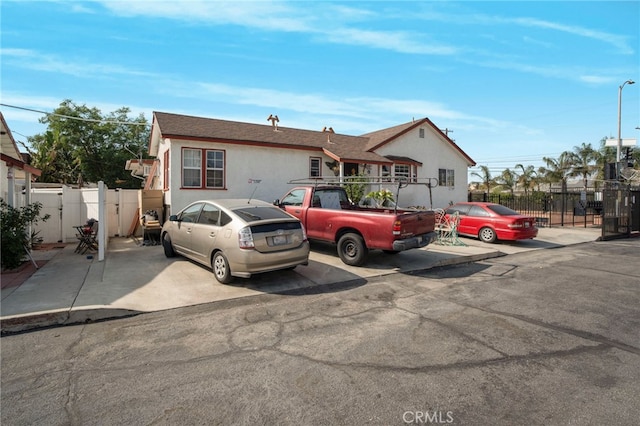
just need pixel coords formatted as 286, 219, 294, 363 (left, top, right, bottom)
162, 139, 335, 215
373, 125, 470, 209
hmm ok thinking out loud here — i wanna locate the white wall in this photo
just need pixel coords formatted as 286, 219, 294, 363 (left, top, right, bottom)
373, 125, 470, 209
162, 139, 336, 215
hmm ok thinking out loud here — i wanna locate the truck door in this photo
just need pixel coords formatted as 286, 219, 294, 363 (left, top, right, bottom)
280, 188, 307, 221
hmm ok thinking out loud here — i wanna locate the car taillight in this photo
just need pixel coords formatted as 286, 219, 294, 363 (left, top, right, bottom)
238, 227, 255, 249
301, 224, 308, 242
507, 221, 524, 229
392, 220, 402, 235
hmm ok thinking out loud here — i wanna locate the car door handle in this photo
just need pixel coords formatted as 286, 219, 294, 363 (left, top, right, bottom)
294, 209, 301, 214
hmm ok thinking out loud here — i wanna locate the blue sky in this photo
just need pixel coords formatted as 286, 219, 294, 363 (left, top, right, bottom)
1, 0, 639, 179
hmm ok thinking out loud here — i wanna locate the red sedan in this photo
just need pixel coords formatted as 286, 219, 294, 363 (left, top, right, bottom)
445, 202, 538, 243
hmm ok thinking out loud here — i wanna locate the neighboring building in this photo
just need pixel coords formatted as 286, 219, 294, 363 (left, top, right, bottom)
0, 112, 41, 207
147, 112, 475, 216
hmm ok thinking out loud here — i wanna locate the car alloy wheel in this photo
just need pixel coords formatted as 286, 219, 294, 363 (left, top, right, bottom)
212, 252, 233, 284
479, 227, 496, 243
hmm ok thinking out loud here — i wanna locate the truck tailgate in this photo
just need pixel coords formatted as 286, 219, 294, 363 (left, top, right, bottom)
396, 210, 435, 237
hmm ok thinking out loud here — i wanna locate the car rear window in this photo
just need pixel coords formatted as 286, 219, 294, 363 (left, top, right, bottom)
487, 204, 519, 216
233, 206, 296, 222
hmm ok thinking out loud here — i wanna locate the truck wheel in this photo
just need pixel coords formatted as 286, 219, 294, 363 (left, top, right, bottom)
337, 233, 368, 266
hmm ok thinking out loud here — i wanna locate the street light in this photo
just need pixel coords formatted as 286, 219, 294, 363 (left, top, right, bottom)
617, 79, 635, 163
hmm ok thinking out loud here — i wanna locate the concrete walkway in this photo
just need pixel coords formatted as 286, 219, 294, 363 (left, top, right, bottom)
1, 226, 603, 333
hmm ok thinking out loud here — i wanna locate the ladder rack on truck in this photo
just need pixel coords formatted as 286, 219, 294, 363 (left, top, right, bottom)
287, 176, 440, 210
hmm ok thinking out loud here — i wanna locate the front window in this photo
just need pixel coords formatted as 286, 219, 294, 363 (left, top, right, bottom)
206, 150, 224, 188
182, 148, 225, 189
394, 164, 417, 182
439, 168, 455, 187
183, 149, 201, 187
394, 164, 410, 179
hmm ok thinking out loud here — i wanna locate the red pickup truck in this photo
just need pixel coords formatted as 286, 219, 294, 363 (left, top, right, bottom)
276, 185, 436, 266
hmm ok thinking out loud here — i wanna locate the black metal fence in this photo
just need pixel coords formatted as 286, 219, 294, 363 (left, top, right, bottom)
600, 182, 640, 240
469, 184, 640, 238
468, 190, 603, 228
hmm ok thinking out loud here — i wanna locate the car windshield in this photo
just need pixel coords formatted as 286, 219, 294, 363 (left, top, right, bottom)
233, 206, 294, 223
487, 204, 519, 216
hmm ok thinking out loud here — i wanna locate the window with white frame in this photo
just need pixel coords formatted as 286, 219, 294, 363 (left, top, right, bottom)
309, 157, 321, 177
206, 150, 224, 188
183, 149, 201, 187
394, 164, 417, 182
182, 148, 225, 189
439, 168, 455, 187
394, 164, 410, 179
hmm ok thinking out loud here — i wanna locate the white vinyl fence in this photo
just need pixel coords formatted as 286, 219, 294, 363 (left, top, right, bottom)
19, 185, 142, 245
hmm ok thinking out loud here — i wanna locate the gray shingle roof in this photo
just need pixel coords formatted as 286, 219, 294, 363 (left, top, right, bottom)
153, 111, 391, 164
152, 111, 474, 166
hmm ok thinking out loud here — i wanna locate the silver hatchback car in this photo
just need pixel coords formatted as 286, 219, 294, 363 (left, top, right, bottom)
161, 199, 310, 283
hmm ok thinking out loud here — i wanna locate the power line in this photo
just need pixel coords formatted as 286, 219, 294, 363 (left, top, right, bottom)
0, 103, 149, 127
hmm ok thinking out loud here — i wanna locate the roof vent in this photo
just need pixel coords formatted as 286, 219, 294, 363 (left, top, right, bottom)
267, 114, 279, 131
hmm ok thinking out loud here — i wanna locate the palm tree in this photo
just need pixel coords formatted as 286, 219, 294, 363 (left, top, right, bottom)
515, 164, 536, 195
540, 151, 574, 225
569, 142, 599, 191
540, 151, 574, 192
470, 165, 494, 195
495, 168, 518, 195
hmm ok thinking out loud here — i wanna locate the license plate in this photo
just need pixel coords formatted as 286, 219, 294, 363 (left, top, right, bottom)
272, 235, 287, 245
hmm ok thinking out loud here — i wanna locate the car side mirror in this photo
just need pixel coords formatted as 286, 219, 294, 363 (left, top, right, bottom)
169, 214, 180, 222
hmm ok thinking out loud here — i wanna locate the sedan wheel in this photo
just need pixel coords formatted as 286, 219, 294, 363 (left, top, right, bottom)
212, 252, 233, 284
162, 233, 176, 257
479, 227, 497, 243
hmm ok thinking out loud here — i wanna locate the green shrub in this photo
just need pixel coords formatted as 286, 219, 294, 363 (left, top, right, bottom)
1, 199, 50, 270
342, 173, 369, 204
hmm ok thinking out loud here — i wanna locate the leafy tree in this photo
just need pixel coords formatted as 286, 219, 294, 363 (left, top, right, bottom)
24, 100, 150, 189
470, 165, 494, 194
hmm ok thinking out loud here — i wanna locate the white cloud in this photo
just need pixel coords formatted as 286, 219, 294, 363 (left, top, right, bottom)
1, 48, 159, 78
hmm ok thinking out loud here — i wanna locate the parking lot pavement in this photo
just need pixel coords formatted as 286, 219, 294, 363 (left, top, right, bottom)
1, 233, 637, 425
0, 226, 603, 333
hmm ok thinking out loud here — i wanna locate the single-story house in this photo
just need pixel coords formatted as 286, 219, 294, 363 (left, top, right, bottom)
1, 112, 41, 208
146, 112, 476, 217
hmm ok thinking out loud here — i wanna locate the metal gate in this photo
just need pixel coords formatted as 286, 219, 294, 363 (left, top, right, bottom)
601, 182, 640, 240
